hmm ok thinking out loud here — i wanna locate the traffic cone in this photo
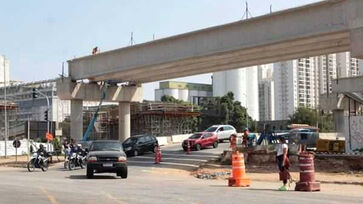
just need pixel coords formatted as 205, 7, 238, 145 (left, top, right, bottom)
186, 140, 191, 155
228, 151, 250, 187
154, 146, 162, 164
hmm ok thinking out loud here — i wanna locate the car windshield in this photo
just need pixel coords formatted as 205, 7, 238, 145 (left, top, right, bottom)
90, 142, 122, 151
204, 127, 218, 132
123, 137, 138, 145
189, 133, 203, 139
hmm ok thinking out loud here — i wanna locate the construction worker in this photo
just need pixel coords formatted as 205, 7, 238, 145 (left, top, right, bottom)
243, 128, 249, 147
276, 137, 291, 191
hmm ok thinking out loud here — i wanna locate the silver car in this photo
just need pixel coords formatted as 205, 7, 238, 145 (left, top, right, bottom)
203, 125, 237, 142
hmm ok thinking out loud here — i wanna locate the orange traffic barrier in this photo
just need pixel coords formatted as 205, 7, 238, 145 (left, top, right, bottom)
186, 140, 191, 155
228, 151, 250, 187
154, 146, 162, 164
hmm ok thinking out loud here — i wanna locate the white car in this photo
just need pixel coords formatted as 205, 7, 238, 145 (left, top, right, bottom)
203, 125, 237, 142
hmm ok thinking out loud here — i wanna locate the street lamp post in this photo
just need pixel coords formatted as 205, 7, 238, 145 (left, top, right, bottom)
34, 89, 50, 133
34, 89, 50, 151
3, 55, 8, 158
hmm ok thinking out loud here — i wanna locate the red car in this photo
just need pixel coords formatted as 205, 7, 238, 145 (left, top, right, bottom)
182, 132, 218, 151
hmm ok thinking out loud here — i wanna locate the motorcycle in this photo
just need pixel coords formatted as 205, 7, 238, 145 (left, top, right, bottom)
27, 152, 49, 172
68, 152, 86, 170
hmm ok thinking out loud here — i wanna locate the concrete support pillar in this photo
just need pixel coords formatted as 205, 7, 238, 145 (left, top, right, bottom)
333, 109, 345, 139
70, 100, 83, 142
119, 102, 131, 142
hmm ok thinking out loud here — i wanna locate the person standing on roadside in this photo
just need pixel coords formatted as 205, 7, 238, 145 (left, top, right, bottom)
276, 137, 291, 191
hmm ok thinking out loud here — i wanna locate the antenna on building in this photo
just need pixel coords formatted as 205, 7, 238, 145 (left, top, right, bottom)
130, 32, 135, 45
242, 1, 253, 20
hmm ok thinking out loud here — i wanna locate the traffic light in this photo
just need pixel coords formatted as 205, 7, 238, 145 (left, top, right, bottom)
44, 110, 48, 121
32, 88, 38, 99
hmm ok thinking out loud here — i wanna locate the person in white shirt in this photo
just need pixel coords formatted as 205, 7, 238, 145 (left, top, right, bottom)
276, 137, 290, 191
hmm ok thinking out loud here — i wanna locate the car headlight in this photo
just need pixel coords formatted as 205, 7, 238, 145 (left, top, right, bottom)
125, 147, 132, 151
88, 156, 97, 162
118, 156, 126, 162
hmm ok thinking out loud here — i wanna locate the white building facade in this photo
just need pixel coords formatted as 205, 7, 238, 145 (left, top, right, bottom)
0, 55, 10, 87
213, 66, 260, 121
155, 81, 212, 103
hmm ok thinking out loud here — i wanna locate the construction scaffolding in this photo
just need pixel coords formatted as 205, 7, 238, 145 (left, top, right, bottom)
131, 102, 199, 136
78, 102, 200, 140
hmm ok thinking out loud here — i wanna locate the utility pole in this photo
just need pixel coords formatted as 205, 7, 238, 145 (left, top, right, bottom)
27, 117, 30, 160
3, 55, 8, 158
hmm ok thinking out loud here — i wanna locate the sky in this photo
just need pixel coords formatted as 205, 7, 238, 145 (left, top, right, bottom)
0, 0, 321, 100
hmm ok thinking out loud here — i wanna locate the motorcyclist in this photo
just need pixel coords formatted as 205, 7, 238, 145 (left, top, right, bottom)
37, 144, 48, 157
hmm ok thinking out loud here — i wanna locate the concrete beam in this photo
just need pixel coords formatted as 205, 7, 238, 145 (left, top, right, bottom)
68, 0, 363, 82
56, 78, 143, 102
350, 28, 363, 59
332, 75, 363, 93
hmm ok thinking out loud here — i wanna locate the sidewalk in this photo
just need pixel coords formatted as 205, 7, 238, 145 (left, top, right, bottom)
194, 164, 363, 185
0, 155, 64, 167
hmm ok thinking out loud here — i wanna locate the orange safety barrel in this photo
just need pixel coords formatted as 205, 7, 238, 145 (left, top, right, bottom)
228, 151, 250, 187
295, 152, 320, 191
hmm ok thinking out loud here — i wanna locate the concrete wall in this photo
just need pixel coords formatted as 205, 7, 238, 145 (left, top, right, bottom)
345, 116, 363, 152
156, 134, 192, 146
0, 140, 53, 156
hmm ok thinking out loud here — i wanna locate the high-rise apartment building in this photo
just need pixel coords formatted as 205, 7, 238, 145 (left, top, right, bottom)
272, 52, 361, 120
258, 64, 275, 121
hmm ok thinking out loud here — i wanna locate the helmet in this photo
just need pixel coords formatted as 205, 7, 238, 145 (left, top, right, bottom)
39, 144, 44, 149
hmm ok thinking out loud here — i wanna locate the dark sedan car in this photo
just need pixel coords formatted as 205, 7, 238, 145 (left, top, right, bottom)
86, 140, 127, 179
122, 134, 158, 156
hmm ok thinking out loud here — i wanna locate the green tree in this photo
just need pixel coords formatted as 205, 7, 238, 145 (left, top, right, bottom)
197, 92, 254, 132
160, 95, 184, 104
289, 107, 334, 132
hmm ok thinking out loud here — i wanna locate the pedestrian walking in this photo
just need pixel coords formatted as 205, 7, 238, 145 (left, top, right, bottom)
276, 137, 291, 191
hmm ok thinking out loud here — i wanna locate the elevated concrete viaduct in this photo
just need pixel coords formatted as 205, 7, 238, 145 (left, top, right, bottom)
58, 0, 363, 142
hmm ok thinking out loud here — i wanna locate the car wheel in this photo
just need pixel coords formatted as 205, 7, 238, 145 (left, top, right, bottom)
213, 141, 218, 148
133, 150, 138, 157
195, 144, 201, 151
86, 166, 94, 179
119, 166, 128, 179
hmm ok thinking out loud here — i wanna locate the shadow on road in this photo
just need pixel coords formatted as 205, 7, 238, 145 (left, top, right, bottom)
68, 175, 118, 180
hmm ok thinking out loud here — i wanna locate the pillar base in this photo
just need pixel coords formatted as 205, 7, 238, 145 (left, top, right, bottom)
228, 177, 251, 187
295, 181, 320, 192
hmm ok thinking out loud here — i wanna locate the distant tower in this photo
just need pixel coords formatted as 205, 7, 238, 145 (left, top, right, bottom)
0, 55, 10, 87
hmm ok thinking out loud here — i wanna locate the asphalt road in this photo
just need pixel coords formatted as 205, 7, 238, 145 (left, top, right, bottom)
0, 142, 362, 204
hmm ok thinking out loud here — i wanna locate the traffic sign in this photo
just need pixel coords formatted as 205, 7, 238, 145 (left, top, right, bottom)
45, 132, 54, 141
13, 139, 21, 148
